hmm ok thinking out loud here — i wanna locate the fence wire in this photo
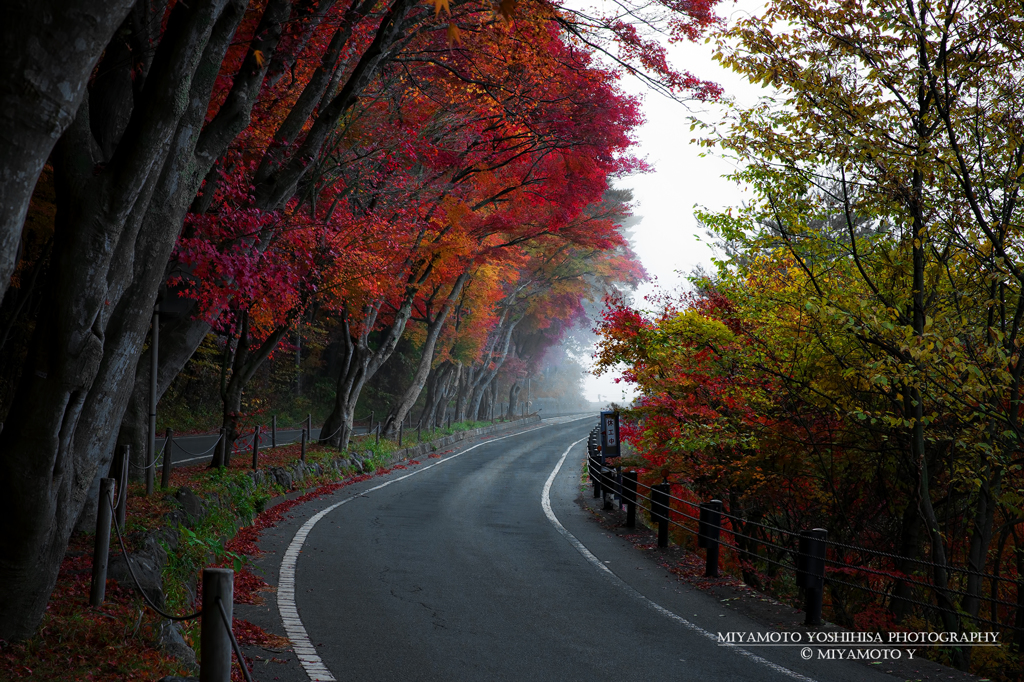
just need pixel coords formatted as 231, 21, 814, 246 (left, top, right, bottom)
106, 494, 255, 679
584, 450, 1024, 634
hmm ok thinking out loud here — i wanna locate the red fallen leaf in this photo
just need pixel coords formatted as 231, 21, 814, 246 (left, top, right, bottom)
233, 568, 271, 605
233, 618, 290, 649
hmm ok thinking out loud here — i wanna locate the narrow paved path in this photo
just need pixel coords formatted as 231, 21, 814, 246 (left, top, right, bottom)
257, 418, 900, 682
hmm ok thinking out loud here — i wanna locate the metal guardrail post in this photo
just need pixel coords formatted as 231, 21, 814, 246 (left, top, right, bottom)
591, 457, 602, 497
272, 415, 277, 447
161, 428, 174, 489
300, 428, 307, 463
90, 478, 116, 607
623, 471, 638, 528
799, 528, 827, 625
651, 483, 670, 548
252, 425, 260, 469
200, 567, 234, 682
698, 500, 722, 577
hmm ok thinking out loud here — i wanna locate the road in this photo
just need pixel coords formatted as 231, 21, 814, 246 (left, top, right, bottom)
165, 427, 327, 466
164, 412, 585, 467
258, 416, 900, 682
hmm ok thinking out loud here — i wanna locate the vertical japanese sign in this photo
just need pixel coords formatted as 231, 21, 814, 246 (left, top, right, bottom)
600, 411, 620, 458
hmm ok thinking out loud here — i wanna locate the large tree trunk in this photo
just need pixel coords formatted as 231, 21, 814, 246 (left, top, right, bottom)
423, 361, 458, 427
216, 314, 291, 463
467, 316, 518, 420
962, 462, 1001, 621
0, 0, 423, 641
321, 294, 416, 450
890, 492, 923, 623
454, 366, 472, 422
383, 272, 468, 438
117, 305, 211, 478
0, 0, 246, 640
0, 0, 135, 304
507, 381, 522, 419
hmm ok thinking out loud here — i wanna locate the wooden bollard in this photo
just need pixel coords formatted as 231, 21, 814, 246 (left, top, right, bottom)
90, 478, 115, 607
200, 567, 234, 682
115, 445, 129, 530
161, 428, 174, 489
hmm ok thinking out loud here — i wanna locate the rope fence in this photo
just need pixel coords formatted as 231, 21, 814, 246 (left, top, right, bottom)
583, 421, 1024, 636
89, 480, 253, 682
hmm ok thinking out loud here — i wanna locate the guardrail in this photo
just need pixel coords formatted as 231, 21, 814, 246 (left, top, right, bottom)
584, 422, 1024, 634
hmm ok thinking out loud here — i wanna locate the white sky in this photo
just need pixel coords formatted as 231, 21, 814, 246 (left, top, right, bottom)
580, 1, 768, 403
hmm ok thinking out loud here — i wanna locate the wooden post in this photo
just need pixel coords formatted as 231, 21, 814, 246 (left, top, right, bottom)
698, 500, 723, 577
161, 428, 174, 489
652, 483, 670, 548
90, 478, 115, 607
623, 471, 637, 528
115, 445, 128, 530
200, 567, 234, 682
147, 303, 159, 496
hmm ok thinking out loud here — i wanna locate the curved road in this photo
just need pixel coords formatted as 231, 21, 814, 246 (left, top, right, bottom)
259, 417, 902, 681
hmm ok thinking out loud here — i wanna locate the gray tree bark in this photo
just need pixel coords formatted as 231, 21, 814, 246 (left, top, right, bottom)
0, 0, 254, 640
213, 312, 292, 464
382, 271, 468, 438
0, 0, 136, 304
0, 0, 421, 640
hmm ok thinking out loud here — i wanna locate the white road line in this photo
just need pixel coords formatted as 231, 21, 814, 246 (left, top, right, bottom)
277, 421, 558, 681
541, 440, 820, 682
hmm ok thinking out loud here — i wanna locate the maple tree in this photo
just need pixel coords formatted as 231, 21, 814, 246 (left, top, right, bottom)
596, 0, 1024, 669
0, 0, 722, 641
0, 0, 427, 638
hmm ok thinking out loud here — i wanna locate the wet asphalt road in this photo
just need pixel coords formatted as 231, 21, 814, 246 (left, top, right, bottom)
262, 418, 900, 682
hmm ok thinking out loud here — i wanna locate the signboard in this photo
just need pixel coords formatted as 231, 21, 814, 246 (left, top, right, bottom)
600, 411, 620, 458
